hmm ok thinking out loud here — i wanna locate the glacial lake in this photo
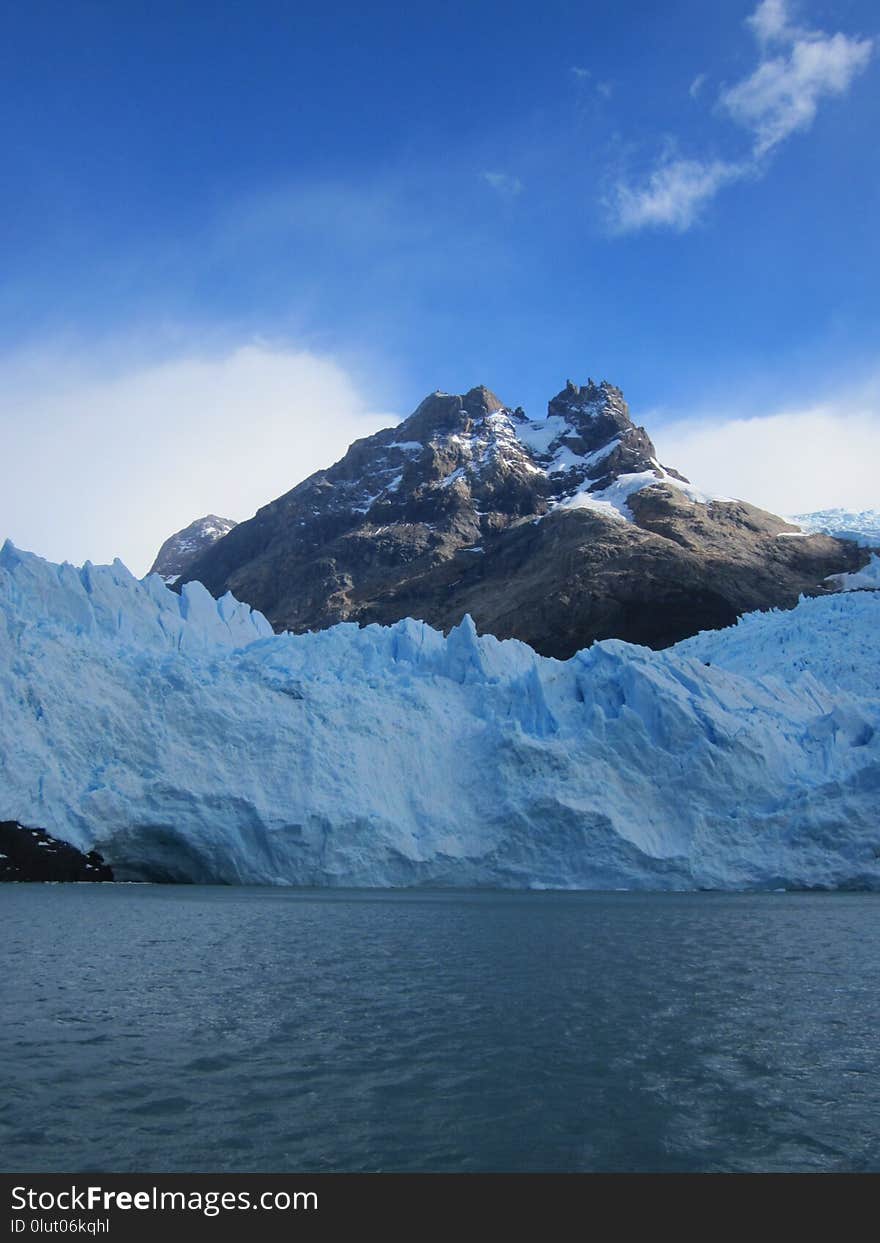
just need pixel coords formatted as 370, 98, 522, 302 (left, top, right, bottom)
2, 885, 879, 1173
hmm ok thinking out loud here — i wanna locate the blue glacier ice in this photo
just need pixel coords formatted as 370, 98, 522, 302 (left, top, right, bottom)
0, 539, 878, 889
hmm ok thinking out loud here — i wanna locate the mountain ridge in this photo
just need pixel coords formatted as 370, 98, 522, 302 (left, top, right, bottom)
175, 379, 869, 656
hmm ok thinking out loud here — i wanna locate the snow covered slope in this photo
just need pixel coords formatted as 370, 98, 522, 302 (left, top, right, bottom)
1, 540, 878, 890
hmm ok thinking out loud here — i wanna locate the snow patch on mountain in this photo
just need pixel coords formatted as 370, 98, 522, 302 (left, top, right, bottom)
426, 395, 722, 518
558, 464, 725, 522
355, 383, 720, 520
1, 542, 878, 890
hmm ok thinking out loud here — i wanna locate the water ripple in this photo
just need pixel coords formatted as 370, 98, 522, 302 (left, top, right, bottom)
1, 886, 879, 1172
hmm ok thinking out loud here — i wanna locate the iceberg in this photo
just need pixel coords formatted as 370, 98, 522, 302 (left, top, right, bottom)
0, 539, 878, 890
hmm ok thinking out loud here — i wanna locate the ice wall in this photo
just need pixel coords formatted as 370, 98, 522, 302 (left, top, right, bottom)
1, 541, 878, 889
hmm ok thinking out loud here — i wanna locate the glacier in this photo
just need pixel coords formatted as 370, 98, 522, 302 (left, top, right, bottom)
0, 539, 879, 890
792, 508, 880, 548
826, 553, 880, 593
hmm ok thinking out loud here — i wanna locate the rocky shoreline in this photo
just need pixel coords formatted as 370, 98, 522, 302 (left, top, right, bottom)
0, 821, 113, 882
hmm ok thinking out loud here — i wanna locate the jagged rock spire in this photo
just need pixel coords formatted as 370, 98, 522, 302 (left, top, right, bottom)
399, 386, 505, 442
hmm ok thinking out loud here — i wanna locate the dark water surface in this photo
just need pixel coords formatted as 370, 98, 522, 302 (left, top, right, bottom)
2, 885, 879, 1172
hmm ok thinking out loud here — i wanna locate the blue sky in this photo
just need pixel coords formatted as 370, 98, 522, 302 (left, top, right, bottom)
1, 0, 878, 571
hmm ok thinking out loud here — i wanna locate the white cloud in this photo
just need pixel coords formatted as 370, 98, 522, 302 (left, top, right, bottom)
653, 387, 880, 513
609, 1, 873, 233
0, 341, 394, 576
482, 170, 524, 197
609, 156, 745, 233
689, 73, 708, 99
747, 0, 792, 45
720, 22, 873, 157
570, 66, 591, 80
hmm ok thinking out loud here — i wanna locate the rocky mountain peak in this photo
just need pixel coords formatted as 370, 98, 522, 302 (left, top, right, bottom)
548, 377, 624, 420
169, 374, 868, 656
512, 378, 683, 503
149, 514, 238, 583
399, 385, 505, 443
540, 378, 657, 463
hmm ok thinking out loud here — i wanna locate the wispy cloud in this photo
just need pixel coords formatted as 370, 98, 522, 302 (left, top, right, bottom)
719, 8, 873, 157
482, 170, 524, 197
610, 156, 746, 234
608, 1, 873, 234
571, 65, 613, 99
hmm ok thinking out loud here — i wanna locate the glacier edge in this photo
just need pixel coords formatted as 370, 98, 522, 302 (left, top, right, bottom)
0, 541, 878, 890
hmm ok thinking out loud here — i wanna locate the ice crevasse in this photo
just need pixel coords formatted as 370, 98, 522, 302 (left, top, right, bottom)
0, 539, 878, 890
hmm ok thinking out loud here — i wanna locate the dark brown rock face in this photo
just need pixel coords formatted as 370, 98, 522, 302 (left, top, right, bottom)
149, 515, 237, 583
178, 380, 869, 657
0, 822, 113, 882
